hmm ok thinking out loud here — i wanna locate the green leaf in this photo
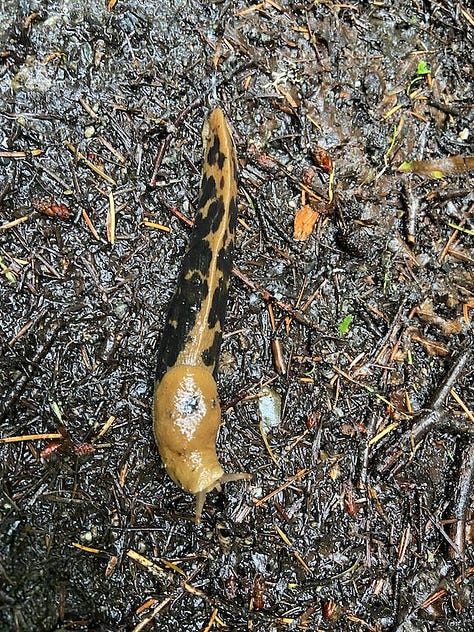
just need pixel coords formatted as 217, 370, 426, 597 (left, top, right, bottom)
339, 314, 353, 336
416, 60, 431, 75
0, 255, 16, 283
398, 161, 412, 172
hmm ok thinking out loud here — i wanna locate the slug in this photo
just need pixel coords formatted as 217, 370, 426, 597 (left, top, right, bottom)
153, 108, 250, 521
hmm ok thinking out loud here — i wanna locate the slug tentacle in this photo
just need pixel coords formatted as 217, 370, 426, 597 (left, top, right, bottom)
153, 108, 250, 522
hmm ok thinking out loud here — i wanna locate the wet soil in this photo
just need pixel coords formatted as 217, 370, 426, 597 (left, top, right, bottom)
1, 1, 473, 631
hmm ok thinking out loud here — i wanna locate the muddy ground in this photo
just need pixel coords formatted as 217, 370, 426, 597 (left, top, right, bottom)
1, 1, 473, 631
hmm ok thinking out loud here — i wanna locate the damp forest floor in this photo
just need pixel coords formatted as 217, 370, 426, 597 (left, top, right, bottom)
1, 1, 474, 631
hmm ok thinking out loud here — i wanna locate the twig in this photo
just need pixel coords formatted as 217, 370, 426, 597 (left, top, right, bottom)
449, 443, 474, 560
426, 350, 471, 412
65, 141, 116, 185
232, 267, 322, 330
0, 433, 63, 443
370, 298, 407, 364
0, 216, 29, 230
378, 350, 473, 472
410, 409, 474, 444
397, 350, 473, 445
253, 469, 309, 507
131, 595, 174, 632
402, 181, 419, 246
149, 97, 204, 187
0, 321, 62, 420
0, 149, 43, 159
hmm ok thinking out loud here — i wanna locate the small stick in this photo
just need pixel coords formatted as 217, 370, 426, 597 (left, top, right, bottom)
427, 99, 460, 117
267, 303, 286, 375
254, 469, 309, 507
427, 350, 471, 412
81, 209, 101, 240
439, 201, 474, 262
371, 298, 407, 365
450, 388, 474, 423
0, 149, 43, 159
0, 322, 62, 420
65, 141, 116, 185
0, 216, 29, 230
0, 433, 63, 443
98, 134, 126, 163
420, 566, 474, 611
36, 162, 74, 190
274, 523, 312, 574
449, 443, 474, 559
149, 97, 203, 186
410, 409, 474, 443
407, 350, 472, 442
379, 351, 473, 472
78, 96, 98, 119
131, 595, 174, 632
402, 181, 419, 246
106, 189, 116, 244
232, 267, 321, 330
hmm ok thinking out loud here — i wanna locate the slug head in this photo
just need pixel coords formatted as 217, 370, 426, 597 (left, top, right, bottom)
153, 365, 250, 521
153, 365, 224, 496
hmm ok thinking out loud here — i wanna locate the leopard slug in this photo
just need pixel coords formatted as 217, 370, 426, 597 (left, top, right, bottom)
153, 108, 250, 521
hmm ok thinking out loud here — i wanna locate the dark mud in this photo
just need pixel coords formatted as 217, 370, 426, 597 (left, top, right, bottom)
1, 1, 473, 631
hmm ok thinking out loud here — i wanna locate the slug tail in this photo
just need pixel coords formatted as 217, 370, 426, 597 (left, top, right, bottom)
156, 108, 238, 380
194, 490, 207, 524
194, 471, 252, 523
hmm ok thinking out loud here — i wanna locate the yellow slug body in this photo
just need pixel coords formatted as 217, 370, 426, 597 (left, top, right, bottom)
153, 108, 249, 520
154, 365, 223, 493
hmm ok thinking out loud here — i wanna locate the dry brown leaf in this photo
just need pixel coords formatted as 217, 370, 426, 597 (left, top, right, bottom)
312, 146, 333, 174
414, 299, 462, 335
293, 204, 319, 241
407, 326, 450, 356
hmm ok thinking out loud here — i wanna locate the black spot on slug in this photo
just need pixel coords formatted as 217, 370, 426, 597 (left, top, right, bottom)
217, 241, 234, 279
198, 173, 217, 210
156, 272, 209, 378
208, 198, 226, 233
207, 134, 226, 169
202, 330, 223, 370
208, 276, 228, 330
228, 197, 238, 234
187, 237, 212, 277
